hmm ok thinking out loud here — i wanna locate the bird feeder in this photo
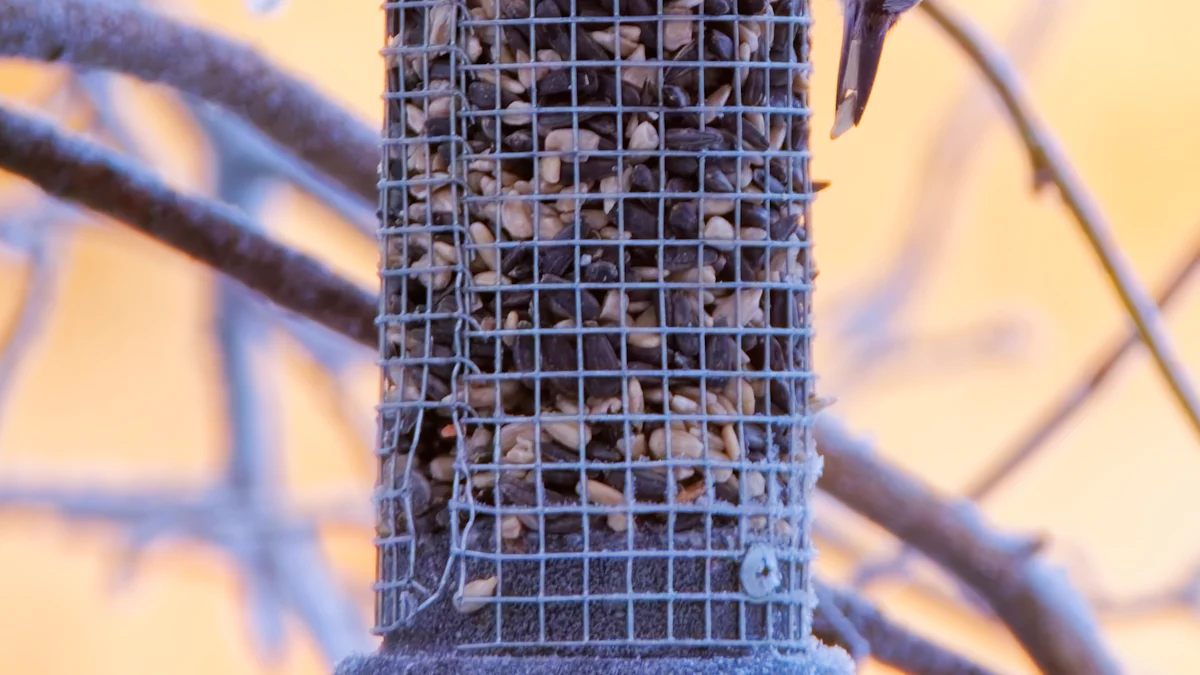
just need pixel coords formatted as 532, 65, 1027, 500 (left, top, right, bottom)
338, 0, 848, 671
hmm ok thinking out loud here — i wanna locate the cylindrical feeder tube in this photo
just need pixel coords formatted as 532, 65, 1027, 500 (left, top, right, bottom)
357, 0, 850, 672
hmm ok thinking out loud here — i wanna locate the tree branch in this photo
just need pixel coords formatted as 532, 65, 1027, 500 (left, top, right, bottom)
0, 0, 379, 202
0, 103, 377, 349
813, 580, 1004, 675
921, 0, 1200, 439
815, 414, 1123, 675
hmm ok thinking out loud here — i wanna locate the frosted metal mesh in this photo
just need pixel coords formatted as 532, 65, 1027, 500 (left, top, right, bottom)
378, 0, 817, 654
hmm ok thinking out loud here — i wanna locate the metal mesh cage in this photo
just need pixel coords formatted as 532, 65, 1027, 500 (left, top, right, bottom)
377, 0, 819, 661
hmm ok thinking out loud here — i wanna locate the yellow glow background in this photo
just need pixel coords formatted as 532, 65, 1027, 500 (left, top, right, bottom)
1, 1, 1198, 673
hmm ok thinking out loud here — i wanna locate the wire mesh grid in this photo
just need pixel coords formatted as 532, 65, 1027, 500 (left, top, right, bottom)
378, 0, 817, 655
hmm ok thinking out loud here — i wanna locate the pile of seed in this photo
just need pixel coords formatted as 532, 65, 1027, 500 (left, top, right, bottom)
379, 0, 812, 547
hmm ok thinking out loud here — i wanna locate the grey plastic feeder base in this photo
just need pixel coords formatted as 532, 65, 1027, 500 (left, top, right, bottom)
356, 528, 854, 674
335, 647, 854, 675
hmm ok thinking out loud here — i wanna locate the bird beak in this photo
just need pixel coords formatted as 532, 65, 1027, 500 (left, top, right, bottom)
832, 8, 894, 139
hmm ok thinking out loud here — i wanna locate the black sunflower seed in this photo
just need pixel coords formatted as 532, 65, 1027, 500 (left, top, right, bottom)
630, 164, 656, 192
661, 245, 718, 271
664, 128, 726, 151
540, 332, 580, 394
610, 200, 659, 239
583, 332, 622, 397
715, 480, 740, 505
624, 469, 671, 503
738, 202, 771, 231
702, 167, 735, 193
536, 69, 574, 97
668, 201, 700, 238
585, 438, 623, 463
707, 29, 735, 62
504, 130, 535, 153
666, 290, 701, 356
738, 120, 771, 151
704, 334, 738, 384
540, 227, 578, 278
665, 156, 699, 177
703, 0, 732, 14
661, 84, 690, 108
737, 0, 768, 14
541, 273, 601, 322
769, 212, 800, 241
583, 260, 620, 284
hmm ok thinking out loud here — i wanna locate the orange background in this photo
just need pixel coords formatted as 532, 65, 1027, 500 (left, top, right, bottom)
1, 1, 1199, 674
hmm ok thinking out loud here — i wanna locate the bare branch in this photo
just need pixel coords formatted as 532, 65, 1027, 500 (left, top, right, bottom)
0, 103, 377, 349
815, 414, 1123, 675
921, 0, 1200, 438
0, 0, 379, 201
813, 582, 872, 665
813, 580, 1003, 675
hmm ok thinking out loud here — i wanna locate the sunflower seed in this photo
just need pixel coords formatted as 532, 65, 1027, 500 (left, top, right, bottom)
582, 332, 622, 397
665, 290, 702, 356
456, 576, 499, 614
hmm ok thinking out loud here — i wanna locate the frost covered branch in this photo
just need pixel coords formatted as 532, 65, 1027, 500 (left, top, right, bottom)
813, 580, 1002, 675
815, 414, 1123, 675
922, 0, 1200, 439
0, 0, 379, 202
0, 103, 378, 348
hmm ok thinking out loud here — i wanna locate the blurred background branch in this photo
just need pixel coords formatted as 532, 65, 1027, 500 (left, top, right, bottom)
826, 0, 1068, 393
920, 0, 1200, 439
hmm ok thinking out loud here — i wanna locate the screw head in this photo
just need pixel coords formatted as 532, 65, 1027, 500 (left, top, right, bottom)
740, 543, 782, 601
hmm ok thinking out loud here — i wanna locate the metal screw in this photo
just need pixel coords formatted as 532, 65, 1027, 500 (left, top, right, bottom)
740, 543, 782, 601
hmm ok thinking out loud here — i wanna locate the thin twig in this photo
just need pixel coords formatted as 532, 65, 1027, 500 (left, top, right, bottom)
0, 103, 377, 348
182, 96, 376, 238
815, 414, 1123, 675
921, 0, 1200, 438
0, 0, 379, 201
72, 70, 148, 158
813, 580, 1004, 675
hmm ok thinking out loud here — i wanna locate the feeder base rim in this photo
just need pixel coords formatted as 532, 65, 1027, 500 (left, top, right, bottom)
334, 647, 854, 675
